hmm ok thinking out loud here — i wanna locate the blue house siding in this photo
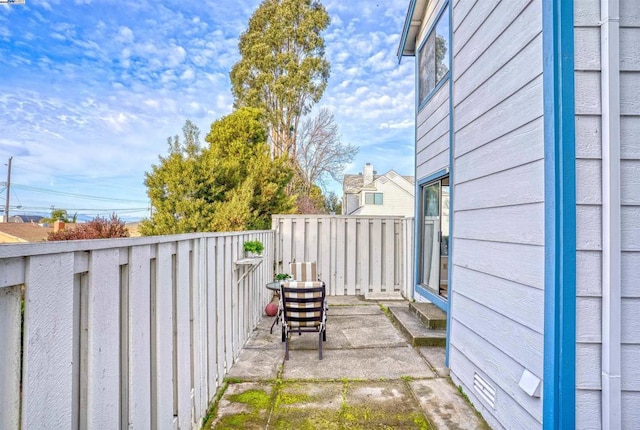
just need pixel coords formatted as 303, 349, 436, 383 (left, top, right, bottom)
448, 0, 546, 428
416, 83, 450, 180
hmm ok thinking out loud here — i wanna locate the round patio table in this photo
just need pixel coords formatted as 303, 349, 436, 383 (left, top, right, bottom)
266, 281, 281, 292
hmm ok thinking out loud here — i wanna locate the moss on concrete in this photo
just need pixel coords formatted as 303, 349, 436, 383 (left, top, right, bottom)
268, 380, 433, 430
205, 386, 272, 429
204, 379, 438, 429
228, 389, 271, 410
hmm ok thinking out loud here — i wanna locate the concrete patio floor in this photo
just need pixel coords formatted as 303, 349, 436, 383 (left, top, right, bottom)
203, 296, 489, 429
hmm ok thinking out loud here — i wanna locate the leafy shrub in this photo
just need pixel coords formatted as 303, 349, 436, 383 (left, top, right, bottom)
48, 214, 129, 241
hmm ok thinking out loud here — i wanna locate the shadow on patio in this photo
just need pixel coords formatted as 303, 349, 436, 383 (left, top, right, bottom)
204, 296, 488, 429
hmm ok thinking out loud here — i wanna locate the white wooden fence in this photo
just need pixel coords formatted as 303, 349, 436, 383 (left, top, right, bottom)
0, 217, 417, 429
272, 215, 415, 299
0, 230, 273, 430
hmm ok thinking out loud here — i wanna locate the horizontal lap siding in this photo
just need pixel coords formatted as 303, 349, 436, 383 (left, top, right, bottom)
575, 0, 640, 427
574, 1, 603, 423
620, 0, 640, 427
448, 0, 544, 428
414, 0, 450, 181
354, 180, 415, 217
416, 84, 450, 179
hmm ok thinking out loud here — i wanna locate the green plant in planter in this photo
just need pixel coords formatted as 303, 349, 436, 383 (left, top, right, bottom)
275, 273, 292, 281
243, 240, 264, 256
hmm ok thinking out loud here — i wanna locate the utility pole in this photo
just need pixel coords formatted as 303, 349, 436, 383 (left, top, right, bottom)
4, 157, 12, 223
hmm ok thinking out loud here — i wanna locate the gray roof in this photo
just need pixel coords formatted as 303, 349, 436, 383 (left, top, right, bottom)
342, 171, 415, 194
343, 174, 377, 193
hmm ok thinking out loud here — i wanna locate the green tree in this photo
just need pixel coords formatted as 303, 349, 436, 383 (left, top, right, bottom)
141, 120, 209, 235
230, 0, 330, 158
323, 191, 341, 214
294, 183, 325, 213
203, 107, 295, 230
41, 208, 77, 223
141, 110, 294, 235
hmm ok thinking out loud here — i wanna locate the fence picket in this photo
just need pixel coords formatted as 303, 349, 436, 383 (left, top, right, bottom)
206, 238, 218, 399
175, 240, 192, 430
153, 242, 175, 428
0, 284, 21, 429
128, 245, 152, 428
384, 220, 396, 291
371, 219, 382, 295
22, 253, 75, 429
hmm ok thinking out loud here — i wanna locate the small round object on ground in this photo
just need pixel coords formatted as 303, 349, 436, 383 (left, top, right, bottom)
265, 302, 278, 316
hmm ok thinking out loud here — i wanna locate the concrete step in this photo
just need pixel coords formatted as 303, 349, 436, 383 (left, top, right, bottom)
387, 306, 446, 347
409, 302, 447, 330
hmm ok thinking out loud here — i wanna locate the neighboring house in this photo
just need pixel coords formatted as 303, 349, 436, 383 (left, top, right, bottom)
0, 220, 73, 243
342, 163, 415, 216
0, 223, 52, 243
399, 1, 638, 429
0, 215, 42, 223
8, 215, 44, 223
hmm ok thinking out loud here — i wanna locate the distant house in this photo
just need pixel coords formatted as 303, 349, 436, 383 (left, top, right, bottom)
399, 0, 639, 429
0, 220, 73, 243
342, 163, 414, 216
0, 223, 52, 243
11, 215, 43, 223
8, 215, 44, 223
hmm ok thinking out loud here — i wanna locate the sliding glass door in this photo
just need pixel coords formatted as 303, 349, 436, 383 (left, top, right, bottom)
420, 176, 449, 300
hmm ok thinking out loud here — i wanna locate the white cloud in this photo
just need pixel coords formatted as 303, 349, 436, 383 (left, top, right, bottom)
180, 68, 195, 81
117, 26, 134, 44
102, 112, 128, 131
0, 26, 10, 38
379, 119, 414, 129
167, 45, 187, 67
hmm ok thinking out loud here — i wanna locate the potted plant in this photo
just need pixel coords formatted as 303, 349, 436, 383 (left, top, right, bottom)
275, 273, 292, 283
243, 240, 264, 258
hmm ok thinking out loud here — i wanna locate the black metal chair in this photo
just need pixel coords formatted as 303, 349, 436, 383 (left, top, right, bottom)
279, 281, 327, 360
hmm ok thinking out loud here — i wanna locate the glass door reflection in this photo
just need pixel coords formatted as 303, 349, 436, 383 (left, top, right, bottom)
420, 176, 449, 300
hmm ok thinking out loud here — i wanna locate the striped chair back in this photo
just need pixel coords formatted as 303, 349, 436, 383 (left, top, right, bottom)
280, 281, 325, 328
279, 281, 328, 359
290, 261, 318, 282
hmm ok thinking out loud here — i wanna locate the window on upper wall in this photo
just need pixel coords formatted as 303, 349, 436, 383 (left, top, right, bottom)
365, 192, 383, 205
418, 6, 450, 106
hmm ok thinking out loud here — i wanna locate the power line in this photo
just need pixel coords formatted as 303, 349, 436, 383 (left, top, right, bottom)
15, 158, 144, 191
12, 183, 148, 203
11, 205, 148, 212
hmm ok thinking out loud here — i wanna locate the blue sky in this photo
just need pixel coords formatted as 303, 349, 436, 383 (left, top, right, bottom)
0, 0, 415, 220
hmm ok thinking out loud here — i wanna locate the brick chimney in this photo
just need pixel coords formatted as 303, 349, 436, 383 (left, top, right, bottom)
363, 163, 374, 185
54, 220, 65, 233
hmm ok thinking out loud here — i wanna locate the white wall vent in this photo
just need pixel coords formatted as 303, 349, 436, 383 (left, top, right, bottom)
473, 372, 497, 409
